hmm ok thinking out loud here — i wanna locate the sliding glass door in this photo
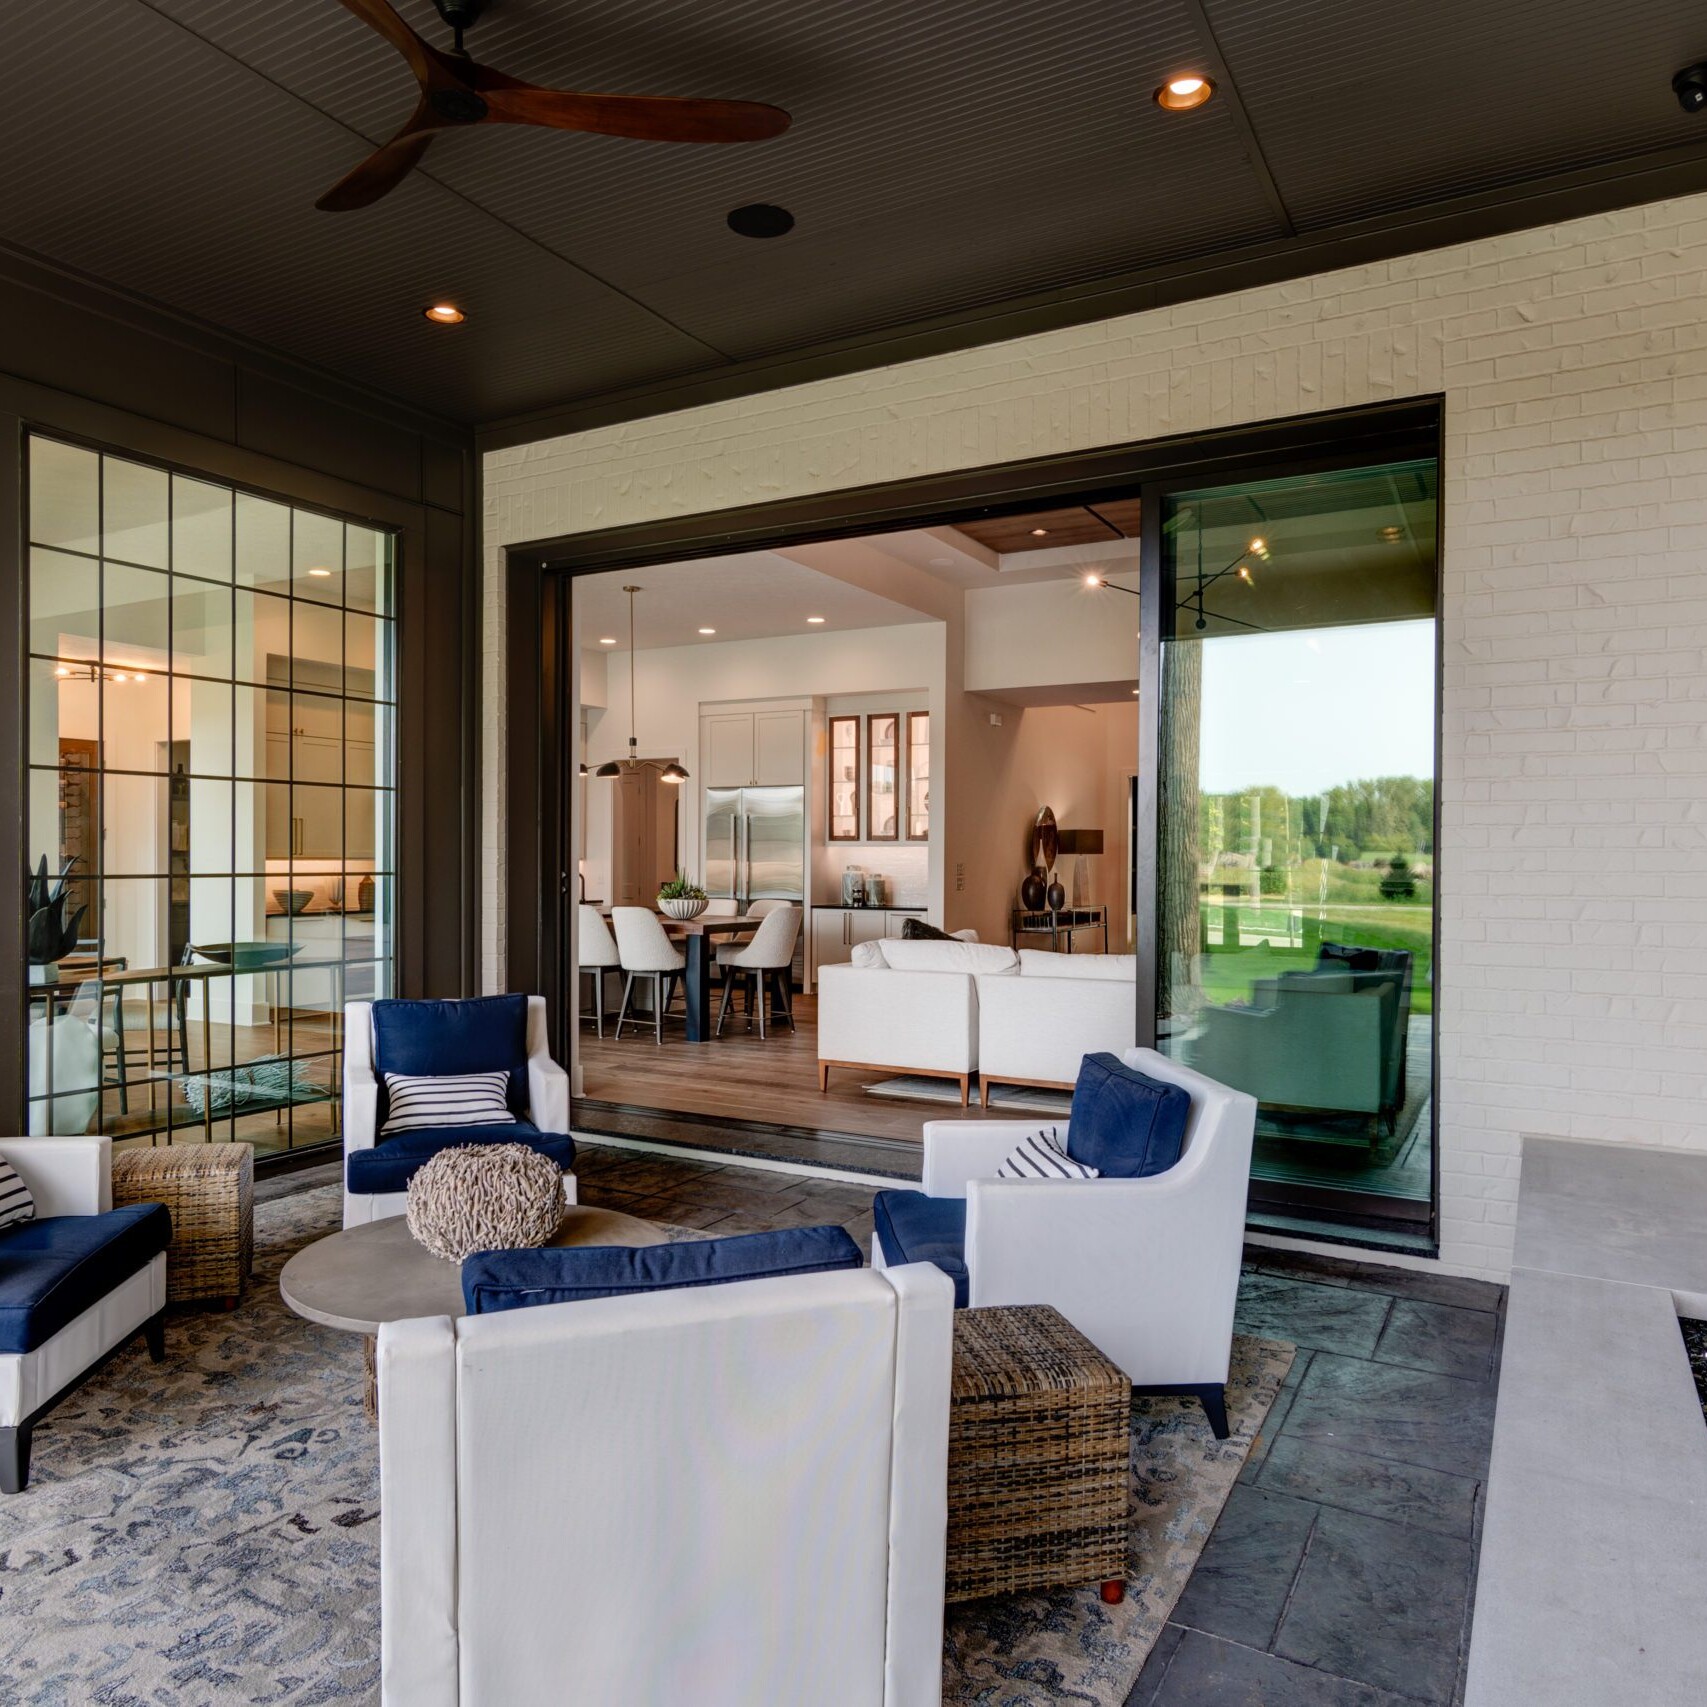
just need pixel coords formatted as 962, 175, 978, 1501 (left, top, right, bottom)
1153, 458, 1438, 1235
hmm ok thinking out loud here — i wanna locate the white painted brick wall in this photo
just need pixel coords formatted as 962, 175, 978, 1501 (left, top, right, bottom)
483, 193, 1707, 1283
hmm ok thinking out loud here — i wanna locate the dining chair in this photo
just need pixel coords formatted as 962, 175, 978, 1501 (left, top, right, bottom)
716, 905, 802, 1040
611, 908, 687, 1045
577, 906, 621, 1038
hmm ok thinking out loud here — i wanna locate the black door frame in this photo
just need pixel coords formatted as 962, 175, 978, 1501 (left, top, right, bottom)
504, 396, 1443, 1242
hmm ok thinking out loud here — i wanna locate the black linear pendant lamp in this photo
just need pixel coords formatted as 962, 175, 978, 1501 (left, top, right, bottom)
595, 585, 689, 782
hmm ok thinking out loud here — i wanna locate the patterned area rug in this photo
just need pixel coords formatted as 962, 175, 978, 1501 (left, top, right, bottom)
0, 1185, 1291, 1707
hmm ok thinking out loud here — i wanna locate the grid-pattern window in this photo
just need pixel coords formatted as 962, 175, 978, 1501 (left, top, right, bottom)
25, 436, 397, 1158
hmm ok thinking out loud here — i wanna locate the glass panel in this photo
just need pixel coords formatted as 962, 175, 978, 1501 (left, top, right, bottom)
866, 713, 899, 841
235, 492, 291, 593
173, 475, 233, 582
103, 562, 170, 661
293, 507, 345, 603
1157, 459, 1437, 1217
906, 712, 930, 841
173, 574, 234, 678
30, 547, 99, 659
103, 457, 170, 568
829, 716, 859, 840
344, 524, 391, 616
29, 439, 100, 553
25, 436, 398, 1155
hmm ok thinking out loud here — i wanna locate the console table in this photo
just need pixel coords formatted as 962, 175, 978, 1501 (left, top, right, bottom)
1010, 905, 1110, 953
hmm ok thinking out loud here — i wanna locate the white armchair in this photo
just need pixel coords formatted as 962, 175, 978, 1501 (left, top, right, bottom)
1, 1136, 170, 1492
343, 995, 574, 1228
377, 1260, 954, 1707
873, 1048, 1256, 1437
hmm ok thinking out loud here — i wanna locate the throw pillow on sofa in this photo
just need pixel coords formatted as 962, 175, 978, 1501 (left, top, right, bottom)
381, 1069, 515, 1135
996, 1128, 1099, 1180
1066, 1052, 1191, 1178
0, 1154, 35, 1229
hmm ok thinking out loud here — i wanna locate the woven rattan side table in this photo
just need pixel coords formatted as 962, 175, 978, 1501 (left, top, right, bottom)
112, 1143, 254, 1309
947, 1304, 1129, 1604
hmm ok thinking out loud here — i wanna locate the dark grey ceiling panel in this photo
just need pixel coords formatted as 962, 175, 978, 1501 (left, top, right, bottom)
1204, 0, 1707, 228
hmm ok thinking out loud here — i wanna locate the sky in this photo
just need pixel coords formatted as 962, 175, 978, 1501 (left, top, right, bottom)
1194, 618, 1435, 796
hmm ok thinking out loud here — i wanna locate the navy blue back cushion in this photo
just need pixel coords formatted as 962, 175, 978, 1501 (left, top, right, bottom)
1066, 1052, 1192, 1178
462, 1224, 862, 1316
371, 995, 530, 1122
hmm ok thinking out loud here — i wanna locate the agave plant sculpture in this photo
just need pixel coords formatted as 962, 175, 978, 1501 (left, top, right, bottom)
26, 855, 86, 965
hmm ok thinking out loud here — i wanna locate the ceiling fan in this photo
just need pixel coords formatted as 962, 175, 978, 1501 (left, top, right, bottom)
317, 0, 791, 212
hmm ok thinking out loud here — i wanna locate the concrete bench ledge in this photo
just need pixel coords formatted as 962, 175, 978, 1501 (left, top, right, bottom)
1466, 1137, 1707, 1707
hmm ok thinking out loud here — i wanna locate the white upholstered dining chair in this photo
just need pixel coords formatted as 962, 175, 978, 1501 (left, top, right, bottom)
610, 907, 687, 1045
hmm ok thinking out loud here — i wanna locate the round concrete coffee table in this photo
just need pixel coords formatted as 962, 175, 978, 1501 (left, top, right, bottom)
280, 1206, 666, 1417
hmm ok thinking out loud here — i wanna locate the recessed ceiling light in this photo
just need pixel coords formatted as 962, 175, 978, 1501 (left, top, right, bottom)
1085, 572, 1104, 587
1030, 527, 1049, 537
698, 626, 717, 635
1154, 73, 1215, 111
111, 672, 127, 683
423, 302, 466, 324
308, 566, 332, 577
599, 636, 617, 645
131, 671, 147, 683
806, 615, 826, 624
727, 203, 795, 239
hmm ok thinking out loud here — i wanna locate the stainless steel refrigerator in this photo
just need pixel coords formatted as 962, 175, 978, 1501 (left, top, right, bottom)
704, 786, 806, 905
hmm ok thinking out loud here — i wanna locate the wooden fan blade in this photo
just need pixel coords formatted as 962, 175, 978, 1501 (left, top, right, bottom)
316, 126, 437, 212
331, 0, 440, 83
478, 83, 791, 144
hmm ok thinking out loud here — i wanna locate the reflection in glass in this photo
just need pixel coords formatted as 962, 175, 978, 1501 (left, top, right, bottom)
1157, 460, 1437, 1217
25, 435, 398, 1156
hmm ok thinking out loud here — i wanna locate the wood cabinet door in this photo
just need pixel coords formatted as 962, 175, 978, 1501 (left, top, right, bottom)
753, 710, 804, 785
702, 714, 755, 788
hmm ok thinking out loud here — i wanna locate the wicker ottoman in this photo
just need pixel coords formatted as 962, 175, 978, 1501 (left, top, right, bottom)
946, 1304, 1130, 1604
112, 1143, 254, 1308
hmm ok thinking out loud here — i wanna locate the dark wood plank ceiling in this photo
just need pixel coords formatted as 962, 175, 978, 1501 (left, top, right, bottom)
6, 0, 1707, 434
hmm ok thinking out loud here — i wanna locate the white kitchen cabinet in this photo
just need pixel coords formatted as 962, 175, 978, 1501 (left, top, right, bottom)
808, 909, 922, 979
701, 708, 806, 788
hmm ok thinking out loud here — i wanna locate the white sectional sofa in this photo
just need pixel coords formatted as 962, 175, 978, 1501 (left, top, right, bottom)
816, 939, 1137, 1104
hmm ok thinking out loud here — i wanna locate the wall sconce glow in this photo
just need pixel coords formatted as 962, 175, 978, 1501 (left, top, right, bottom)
806, 615, 826, 624
422, 303, 466, 324
1154, 73, 1215, 111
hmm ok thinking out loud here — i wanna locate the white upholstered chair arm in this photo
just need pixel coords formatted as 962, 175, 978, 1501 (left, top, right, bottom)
0, 1135, 110, 1216
965, 1170, 1247, 1387
343, 1001, 380, 1155
921, 1118, 1057, 1198
527, 1055, 569, 1134
378, 1315, 459, 1707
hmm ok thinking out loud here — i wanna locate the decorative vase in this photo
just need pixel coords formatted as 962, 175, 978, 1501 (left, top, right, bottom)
659, 895, 708, 920
1046, 879, 1067, 913
1020, 868, 1047, 911
357, 874, 375, 913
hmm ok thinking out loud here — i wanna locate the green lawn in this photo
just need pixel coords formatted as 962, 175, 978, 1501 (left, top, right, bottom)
1195, 901, 1434, 1015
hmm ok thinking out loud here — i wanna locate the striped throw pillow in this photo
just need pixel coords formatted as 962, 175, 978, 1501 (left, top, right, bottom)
381, 1069, 513, 1136
0, 1154, 36, 1229
996, 1127, 1100, 1181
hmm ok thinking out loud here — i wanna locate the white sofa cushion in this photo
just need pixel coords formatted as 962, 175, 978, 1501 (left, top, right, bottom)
850, 938, 886, 969
1019, 949, 1139, 981
875, 939, 1019, 975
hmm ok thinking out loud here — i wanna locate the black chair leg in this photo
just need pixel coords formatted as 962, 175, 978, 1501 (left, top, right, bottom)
0, 1424, 31, 1495
1198, 1385, 1230, 1440
655, 973, 665, 1045
615, 974, 636, 1039
716, 968, 734, 1037
756, 971, 767, 1041
594, 972, 605, 1040
144, 1308, 166, 1363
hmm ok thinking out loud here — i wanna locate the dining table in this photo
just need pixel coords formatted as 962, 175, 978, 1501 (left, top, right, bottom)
617, 910, 766, 1043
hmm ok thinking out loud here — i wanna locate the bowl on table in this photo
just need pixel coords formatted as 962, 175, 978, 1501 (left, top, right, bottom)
658, 896, 709, 920
273, 889, 314, 916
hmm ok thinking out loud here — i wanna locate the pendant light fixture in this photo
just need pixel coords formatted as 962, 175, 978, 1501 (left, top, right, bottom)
594, 585, 690, 783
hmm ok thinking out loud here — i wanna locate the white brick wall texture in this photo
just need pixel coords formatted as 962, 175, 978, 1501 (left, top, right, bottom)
483, 194, 1707, 1283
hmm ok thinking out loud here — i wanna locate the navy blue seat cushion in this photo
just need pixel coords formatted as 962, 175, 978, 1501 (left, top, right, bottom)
872, 1190, 968, 1308
0, 1203, 172, 1355
1067, 1052, 1192, 1179
370, 995, 530, 1120
345, 1123, 575, 1196
462, 1223, 862, 1316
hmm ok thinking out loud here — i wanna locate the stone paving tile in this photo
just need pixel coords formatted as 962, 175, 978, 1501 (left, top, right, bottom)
1372, 1300, 1499, 1384
1133, 1629, 1424, 1706
1170, 1486, 1319, 1651
1281, 1352, 1495, 1481
1251, 1246, 1503, 1315
1255, 1435, 1480, 1541
1235, 1273, 1393, 1358
1241, 1348, 1315, 1482
1274, 1506, 1474, 1704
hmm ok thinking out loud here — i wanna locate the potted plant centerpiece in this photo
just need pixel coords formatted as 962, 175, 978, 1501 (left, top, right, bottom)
657, 870, 709, 920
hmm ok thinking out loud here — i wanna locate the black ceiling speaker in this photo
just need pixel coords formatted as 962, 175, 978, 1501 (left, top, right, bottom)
728, 203, 795, 239
1674, 63, 1707, 113
317, 0, 791, 212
